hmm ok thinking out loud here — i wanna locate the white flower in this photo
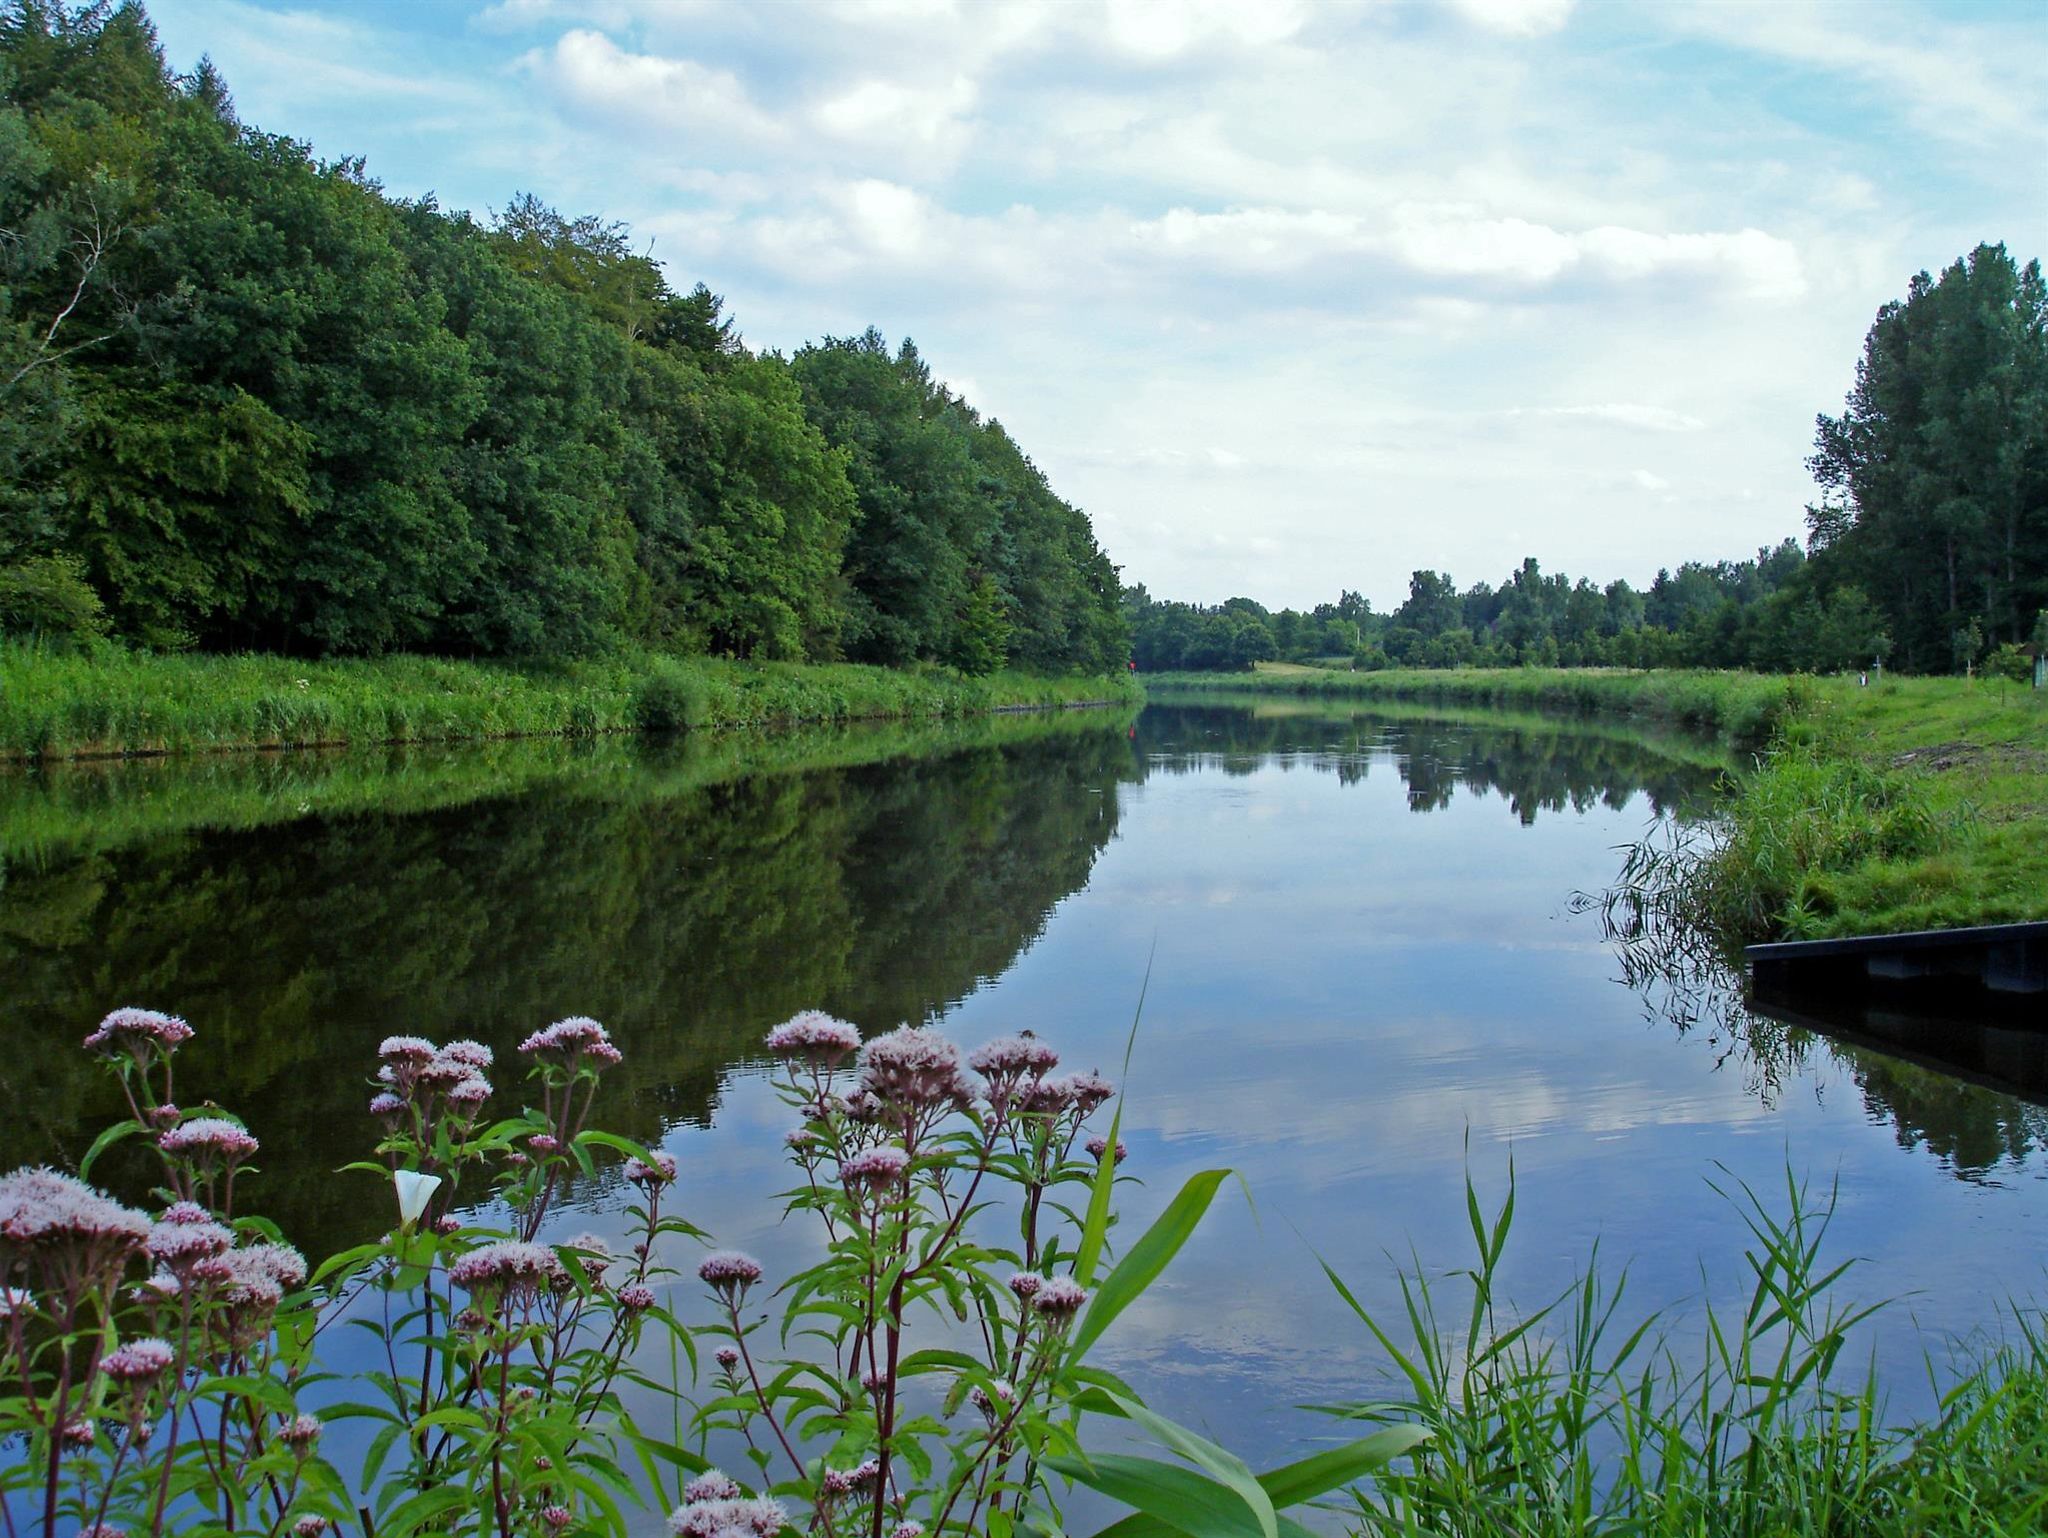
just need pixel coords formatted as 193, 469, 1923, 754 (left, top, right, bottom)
394, 1171, 443, 1228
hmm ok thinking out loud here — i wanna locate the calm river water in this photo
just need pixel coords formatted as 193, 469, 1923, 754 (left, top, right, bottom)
4, 696, 2044, 1493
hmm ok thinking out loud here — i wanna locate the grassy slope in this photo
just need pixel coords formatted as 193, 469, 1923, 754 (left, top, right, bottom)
0, 644, 1139, 760
1753, 674, 2048, 937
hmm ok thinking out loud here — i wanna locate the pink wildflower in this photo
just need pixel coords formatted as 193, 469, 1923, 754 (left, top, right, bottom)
1085, 1136, 1129, 1164
1063, 1069, 1117, 1113
857, 1026, 972, 1111
442, 1039, 493, 1069
618, 1284, 655, 1312
293, 1519, 331, 1538
378, 1035, 437, 1065
369, 1092, 405, 1119
100, 1338, 174, 1383
625, 1152, 677, 1187
714, 1347, 740, 1372
683, 1470, 741, 1503
968, 1033, 1060, 1079
666, 1497, 785, 1538
1007, 1272, 1043, 1302
84, 1008, 194, 1056
763, 1010, 862, 1064
529, 1134, 561, 1154
1032, 1276, 1088, 1322
446, 1074, 491, 1110
157, 1118, 259, 1161
519, 1016, 619, 1063
147, 1217, 232, 1268
278, 1414, 323, 1448
697, 1251, 763, 1299
0, 1168, 151, 1254
542, 1507, 572, 1531
839, 1146, 909, 1190
449, 1241, 565, 1299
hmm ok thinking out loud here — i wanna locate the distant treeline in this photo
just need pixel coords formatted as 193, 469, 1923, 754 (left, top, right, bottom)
1134, 242, 2047, 677
0, 4, 1126, 675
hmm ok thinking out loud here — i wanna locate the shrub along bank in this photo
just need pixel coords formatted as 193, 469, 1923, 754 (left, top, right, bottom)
0, 644, 1139, 761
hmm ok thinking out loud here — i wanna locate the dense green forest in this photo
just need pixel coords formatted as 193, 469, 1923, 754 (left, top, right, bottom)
1133, 243, 2047, 676
0, 3, 1126, 674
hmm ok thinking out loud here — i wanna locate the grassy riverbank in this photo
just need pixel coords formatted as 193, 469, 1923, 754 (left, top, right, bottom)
0, 704, 1137, 861
0, 643, 1139, 760
1696, 675, 2047, 939
1155, 665, 2047, 939
1144, 664, 1806, 742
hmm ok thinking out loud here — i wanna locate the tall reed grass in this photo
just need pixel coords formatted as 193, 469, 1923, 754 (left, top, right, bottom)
1325, 1165, 2048, 1538
0, 642, 1139, 760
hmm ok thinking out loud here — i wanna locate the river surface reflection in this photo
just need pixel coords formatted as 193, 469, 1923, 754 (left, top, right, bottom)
4, 697, 2044, 1495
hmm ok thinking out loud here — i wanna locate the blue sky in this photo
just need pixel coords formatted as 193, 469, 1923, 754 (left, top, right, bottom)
143, 0, 2047, 610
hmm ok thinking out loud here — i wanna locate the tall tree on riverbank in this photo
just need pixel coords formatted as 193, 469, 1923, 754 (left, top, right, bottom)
1808, 243, 2048, 671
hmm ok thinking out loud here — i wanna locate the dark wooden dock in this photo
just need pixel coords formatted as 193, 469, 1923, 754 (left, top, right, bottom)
1746, 921, 2048, 1022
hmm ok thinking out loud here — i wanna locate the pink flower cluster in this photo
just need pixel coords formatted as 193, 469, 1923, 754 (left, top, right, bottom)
145, 1214, 233, 1269
191, 1242, 307, 1307
818, 1459, 880, 1498
83, 1007, 194, 1057
857, 1026, 974, 1112
696, 1251, 763, 1300
448, 1240, 566, 1300
157, 1118, 259, 1163
99, 1337, 175, 1383
763, 1011, 862, 1064
666, 1491, 786, 1538
625, 1151, 677, 1187
376, 1036, 493, 1115
518, 1016, 623, 1068
0, 1168, 151, 1252
839, 1147, 909, 1191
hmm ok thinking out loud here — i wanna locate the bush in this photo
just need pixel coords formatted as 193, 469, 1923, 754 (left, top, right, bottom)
630, 661, 709, 734
0, 555, 110, 646
1984, 643, 2033, 685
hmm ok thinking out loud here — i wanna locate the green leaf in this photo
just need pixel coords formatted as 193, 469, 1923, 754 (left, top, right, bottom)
1048, 1454, 1317, 1538
79, 1119, 141, 1179
1076, 946, 1152, 1286
1070, 1169, 1230, 1362
1254, 1425, 1433, 1506
1100, 1392, 1277, 1538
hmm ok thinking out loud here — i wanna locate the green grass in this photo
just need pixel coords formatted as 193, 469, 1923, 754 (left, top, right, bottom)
1155, 666, 2048, 939
1695, 676, 2048, 940
1145, 666, 1808, 743
0, 704, 1139, 863
1331, 1165, 2048, 1538
0, 643, 1140, 760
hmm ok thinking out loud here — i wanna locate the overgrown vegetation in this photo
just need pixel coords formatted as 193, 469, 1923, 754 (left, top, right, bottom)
1331, 1166, 2048, 1538
1, 1001, 1411, 1537
0, 642, 1139, 760
1564, 672, 2048, 944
